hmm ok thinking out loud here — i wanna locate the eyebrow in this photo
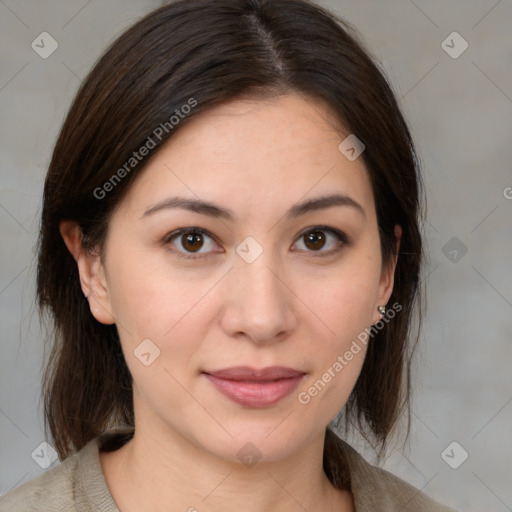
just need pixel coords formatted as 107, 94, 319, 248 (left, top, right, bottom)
140, 193, 365, 221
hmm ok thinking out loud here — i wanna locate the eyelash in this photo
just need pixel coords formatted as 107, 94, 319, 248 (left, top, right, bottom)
162, 226, 351, 260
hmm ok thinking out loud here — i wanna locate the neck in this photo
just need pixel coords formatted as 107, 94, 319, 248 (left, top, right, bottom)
100, 419, 353, 512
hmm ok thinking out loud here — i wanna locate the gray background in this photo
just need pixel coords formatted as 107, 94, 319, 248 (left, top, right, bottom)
1, 1, 511, 510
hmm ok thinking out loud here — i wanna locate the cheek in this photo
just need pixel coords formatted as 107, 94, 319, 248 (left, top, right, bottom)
106, 247, 203, 337
105, 249, 224, 388
305, 256, 382, 337
296, 273, 373, 415
295, 250, 380, 405
107, 255, 210, 411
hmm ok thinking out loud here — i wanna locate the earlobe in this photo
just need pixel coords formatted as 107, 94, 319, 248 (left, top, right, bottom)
59, 220, 116, 325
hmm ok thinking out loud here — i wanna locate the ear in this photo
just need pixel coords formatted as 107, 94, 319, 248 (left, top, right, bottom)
59, 220, 116, 325
371, 224, 402, 325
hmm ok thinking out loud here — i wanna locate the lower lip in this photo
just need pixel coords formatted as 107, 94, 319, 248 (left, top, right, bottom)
203, 373, 305, 408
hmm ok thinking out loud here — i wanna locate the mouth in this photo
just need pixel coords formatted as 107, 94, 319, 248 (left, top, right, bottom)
202, 366, 306, 408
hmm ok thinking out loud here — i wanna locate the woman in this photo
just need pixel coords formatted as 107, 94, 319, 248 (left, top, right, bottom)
0, 0, 456, 510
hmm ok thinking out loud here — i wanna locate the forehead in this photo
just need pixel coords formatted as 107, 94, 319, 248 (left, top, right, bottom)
116, 93, 375, 222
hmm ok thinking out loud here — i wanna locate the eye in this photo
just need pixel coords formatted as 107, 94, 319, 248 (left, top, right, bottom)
163, 228, 220, 259
163, 225, 350, 260
292, 226, 350, 256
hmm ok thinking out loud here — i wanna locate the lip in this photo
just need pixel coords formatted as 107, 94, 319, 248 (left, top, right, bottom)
202, 366, 306, 408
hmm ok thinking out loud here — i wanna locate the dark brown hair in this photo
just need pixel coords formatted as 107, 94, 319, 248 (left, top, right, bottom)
36, 0, 425, 460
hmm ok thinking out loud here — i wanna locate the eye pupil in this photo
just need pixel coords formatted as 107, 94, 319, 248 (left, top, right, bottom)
182, 232, 203, 252
305, 231, 326, 251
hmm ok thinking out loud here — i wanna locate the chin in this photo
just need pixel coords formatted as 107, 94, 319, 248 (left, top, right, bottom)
186, 420, 313, 465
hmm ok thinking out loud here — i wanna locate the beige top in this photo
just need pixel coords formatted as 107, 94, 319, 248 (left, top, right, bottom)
0, 426, 456, 511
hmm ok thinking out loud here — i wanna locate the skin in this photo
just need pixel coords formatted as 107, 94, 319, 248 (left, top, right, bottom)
61, 92, 401, 512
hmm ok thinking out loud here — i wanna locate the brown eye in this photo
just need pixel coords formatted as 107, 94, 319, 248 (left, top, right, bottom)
304, 230, 327, 251
164, 225, 349, 260
164, 228, 218, 258
181, 232, 204, 253
294, 226, 349, 256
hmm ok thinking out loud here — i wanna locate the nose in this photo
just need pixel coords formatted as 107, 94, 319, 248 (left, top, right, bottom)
219, 250, 298, 345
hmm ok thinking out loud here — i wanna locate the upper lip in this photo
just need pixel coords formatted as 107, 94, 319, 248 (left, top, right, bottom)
203, 366, 305, 381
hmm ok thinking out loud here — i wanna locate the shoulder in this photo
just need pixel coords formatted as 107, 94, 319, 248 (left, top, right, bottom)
0, 448, 85, 511
324, 428, 458, 512
0, 428, 130, 512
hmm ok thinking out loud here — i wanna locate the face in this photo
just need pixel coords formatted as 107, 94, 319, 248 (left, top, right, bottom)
62, 93, 400, 463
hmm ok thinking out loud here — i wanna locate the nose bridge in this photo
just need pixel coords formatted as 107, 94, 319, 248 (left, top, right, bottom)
222, 241, 295, 342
